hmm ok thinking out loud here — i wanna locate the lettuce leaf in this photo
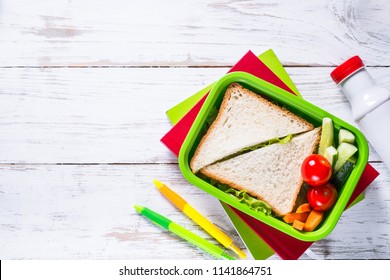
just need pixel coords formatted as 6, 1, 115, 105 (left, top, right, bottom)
217, 183, 273, 215
238, 134, 292, 153
200, 176, 273, 216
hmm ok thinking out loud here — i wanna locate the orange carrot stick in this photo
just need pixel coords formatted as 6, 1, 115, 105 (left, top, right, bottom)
296, 203, 311, 213
283, 212, 309, 224
303, 210, 324, 232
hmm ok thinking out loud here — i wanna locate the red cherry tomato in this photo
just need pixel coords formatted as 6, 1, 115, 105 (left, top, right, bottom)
307, 183, 338, 211
301, 154, 332, 186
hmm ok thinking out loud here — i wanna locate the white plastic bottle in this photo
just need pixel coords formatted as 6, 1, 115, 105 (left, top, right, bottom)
331, 56, 390, 171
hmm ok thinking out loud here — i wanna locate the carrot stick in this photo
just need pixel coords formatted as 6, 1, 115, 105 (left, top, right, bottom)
296, 203, 311, 213
303, 210, 324, 232
292, 220, 305, 231
283, 212, 309, 224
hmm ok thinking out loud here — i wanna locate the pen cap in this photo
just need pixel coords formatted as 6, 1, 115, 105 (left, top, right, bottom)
154, 180, 187, 210
134, 205, 171, 229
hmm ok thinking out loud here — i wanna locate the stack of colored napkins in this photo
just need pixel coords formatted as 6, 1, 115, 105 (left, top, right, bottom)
160, 50, 379, 259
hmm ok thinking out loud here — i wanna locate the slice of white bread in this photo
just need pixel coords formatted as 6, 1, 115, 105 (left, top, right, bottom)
200, 127, 321, 216
190, 83, 314, 173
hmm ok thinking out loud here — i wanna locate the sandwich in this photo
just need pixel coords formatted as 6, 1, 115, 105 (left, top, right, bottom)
190, 83, 321, 216
201, 127, 321, 216
190, 83, 314, 173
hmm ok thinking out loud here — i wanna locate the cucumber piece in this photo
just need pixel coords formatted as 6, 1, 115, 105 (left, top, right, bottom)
334, 142, 358, 173
318, 117, 334, 155
338, 129, 355, 145
331, 160, 355, 189
324, 146, 338, 166
348, 155, 358, 164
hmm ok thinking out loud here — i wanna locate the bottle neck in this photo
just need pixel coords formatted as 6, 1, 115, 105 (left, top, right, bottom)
339, 68, 375, 102
339, 67, 390, 121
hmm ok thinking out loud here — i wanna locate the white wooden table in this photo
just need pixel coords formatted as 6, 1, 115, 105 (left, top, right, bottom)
1, 0, 389, 260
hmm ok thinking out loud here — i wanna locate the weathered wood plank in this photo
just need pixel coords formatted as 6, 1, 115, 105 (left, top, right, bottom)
0, 163, 388, 259
1, 67, 389, 164
0, 0, 389, 66
0, 164, 244, 259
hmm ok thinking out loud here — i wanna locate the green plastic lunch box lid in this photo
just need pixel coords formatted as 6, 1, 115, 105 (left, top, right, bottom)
178, 71, 369, 242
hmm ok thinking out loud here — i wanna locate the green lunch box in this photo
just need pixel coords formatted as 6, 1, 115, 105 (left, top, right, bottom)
178, 71, 369, 242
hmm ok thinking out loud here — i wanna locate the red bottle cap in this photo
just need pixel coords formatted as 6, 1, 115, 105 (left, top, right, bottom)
330, 56, 365, 84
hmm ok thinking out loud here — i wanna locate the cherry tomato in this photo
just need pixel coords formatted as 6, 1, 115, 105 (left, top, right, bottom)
301, 154, 332, 186
307, 183, 338, 211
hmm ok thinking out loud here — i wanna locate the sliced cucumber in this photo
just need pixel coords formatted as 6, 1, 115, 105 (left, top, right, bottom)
318, 117, 334, 155
331, 160, 355, 189
334, 142, 358, 173
348, 155, 358, 164
324, 146, 338, 166
338, 128, 355, 145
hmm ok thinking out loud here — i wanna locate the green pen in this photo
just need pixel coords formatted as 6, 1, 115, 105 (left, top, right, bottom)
134, 205, 236, 260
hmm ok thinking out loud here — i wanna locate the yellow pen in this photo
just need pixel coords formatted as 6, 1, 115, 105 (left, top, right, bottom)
153, 179, 246, 259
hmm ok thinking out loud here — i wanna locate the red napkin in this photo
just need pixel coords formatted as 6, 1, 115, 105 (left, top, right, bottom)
161, 50, 379, 259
